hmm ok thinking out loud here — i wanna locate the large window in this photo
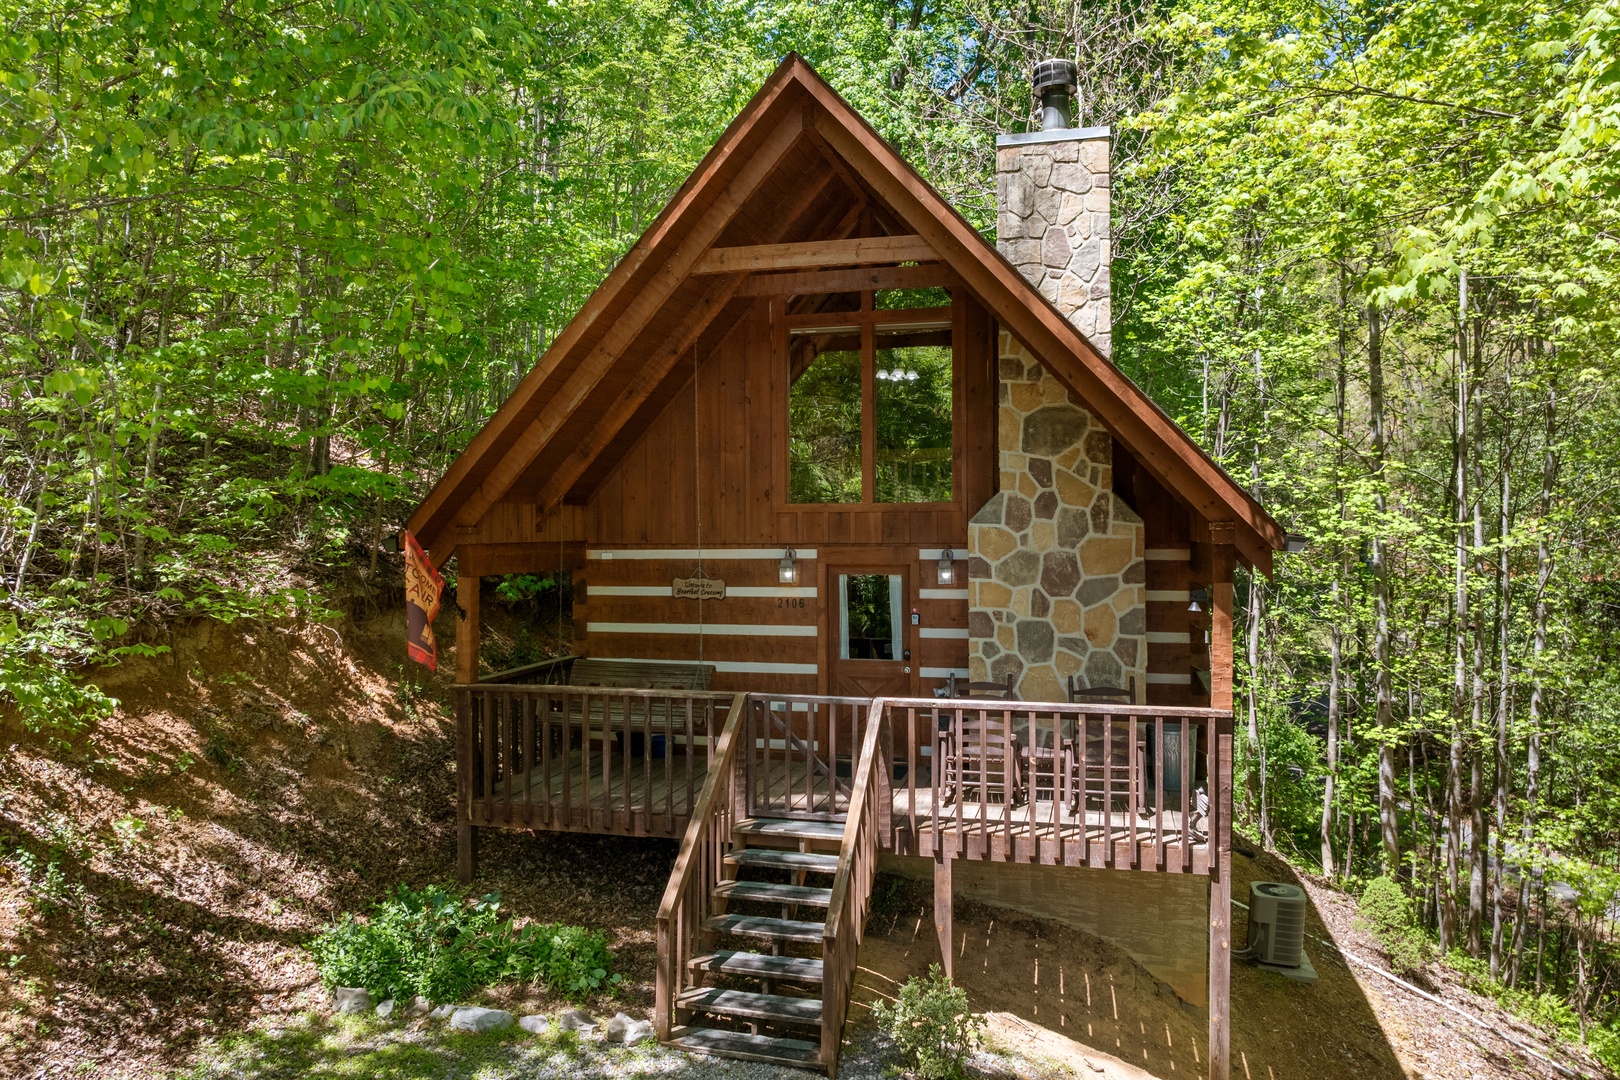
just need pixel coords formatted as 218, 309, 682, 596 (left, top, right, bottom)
787, 296, 954, 505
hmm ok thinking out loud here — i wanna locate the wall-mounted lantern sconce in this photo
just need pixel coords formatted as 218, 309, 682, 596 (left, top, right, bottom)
937, 548, 957, 586
1284, 533, 1309, 554
381, 532, 402, 554
779, 548, 799, 585
1188, 586, 1210, 613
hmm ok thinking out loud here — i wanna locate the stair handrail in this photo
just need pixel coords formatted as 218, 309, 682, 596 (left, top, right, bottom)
820, 696, 890, 1075
654, 690, 749, 1042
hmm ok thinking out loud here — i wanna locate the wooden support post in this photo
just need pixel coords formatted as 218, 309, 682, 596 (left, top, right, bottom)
1207, 523, 1235, 1080
934, 850, 953, 980
456, 570, 481, 683
456, 570, 481, 883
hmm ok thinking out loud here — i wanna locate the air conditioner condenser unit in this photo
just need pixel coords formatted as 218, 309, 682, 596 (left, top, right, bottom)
1245, 881, 1316, 983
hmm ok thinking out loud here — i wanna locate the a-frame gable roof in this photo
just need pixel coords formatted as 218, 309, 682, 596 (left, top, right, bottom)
408, 54, 1284, 571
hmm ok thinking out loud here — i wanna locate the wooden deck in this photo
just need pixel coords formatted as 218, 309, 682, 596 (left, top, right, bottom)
457, 684, 1222, 875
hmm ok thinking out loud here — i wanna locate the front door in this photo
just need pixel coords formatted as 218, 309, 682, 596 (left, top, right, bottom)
827, 566, 914, 699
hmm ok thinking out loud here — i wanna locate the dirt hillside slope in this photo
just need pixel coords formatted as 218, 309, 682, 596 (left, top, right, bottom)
0, 609, 1606, 1079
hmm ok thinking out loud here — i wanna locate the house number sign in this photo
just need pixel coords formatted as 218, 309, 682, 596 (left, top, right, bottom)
672, 576, 726, 601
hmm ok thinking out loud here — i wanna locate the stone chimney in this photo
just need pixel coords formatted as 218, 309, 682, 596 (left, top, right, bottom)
966, 61, 1143, 704
995, 59, 1112, 356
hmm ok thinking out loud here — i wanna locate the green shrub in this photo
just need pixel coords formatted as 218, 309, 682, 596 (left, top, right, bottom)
873, 964, 984, 1080
1353, 876, 1432, 976
308, 884, 620, 1004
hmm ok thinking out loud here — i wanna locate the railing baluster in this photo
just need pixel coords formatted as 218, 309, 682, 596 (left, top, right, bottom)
1182, 719, 1193, 872
1129, 712, 1139, 870
906, 707, 917, 852
1102, 713, 1113, 867
1154, 715, 1165, 871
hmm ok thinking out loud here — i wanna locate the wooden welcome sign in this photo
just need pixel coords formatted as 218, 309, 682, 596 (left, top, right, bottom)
672, 576, 726, 601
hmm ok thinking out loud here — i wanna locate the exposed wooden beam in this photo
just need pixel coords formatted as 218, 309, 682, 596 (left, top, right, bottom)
431, 111, 808, 558
534, 170, 841, 512
693, 234, 934, 274
532, 275, 749, 513
735, 262, 959, 297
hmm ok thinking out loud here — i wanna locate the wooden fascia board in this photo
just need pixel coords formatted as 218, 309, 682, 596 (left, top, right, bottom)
414, 109, 807, 562
693, 234, 934, 274
407, 66, 808, 560
801, 84, 1282, 557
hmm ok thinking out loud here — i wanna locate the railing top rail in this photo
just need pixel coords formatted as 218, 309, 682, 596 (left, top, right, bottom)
882, 696, 1233, 720
742, 693, 876, 707
655, 692, 749, 923
476, 654, 577, 684
454, 682, 734, 700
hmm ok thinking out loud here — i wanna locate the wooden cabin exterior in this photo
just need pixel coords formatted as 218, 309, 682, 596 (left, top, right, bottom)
408, 55, 1283, 1080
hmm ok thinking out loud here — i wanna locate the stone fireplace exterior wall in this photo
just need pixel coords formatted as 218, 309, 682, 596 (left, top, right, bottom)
966, 334, 1146, 703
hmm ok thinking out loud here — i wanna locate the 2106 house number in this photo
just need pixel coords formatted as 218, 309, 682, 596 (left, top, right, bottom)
776, 597, 807, 609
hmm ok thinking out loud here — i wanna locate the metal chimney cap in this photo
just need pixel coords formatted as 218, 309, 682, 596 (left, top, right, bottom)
1032, 58, 1077, 95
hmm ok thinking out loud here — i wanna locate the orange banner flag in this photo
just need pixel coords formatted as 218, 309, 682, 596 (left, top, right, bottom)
403, 531, 444, 670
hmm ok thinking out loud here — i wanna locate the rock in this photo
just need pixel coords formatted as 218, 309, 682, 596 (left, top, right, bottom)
374, 998, 396, 1020
332, 987, 372, 1015
605, 1012, 655, 1045
406, 996, 432, 1016
557, 1008, 597, 1033
518, 1014, 551, 1034
449, 1006, 514, 1033
430, 1004, 457, 1021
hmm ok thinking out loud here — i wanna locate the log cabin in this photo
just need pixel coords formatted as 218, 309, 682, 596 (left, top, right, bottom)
407, 54, 1284, 1080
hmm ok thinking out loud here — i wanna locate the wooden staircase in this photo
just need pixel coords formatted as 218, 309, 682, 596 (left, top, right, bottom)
670, 816, 842, 1066
656, 696, 887, 1075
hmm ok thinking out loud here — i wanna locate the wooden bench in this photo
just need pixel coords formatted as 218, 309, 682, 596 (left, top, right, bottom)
566, 658, 716, 691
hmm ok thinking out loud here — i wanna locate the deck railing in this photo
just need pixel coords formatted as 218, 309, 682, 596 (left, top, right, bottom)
652, 692, 748, 1043
820, 698, 890, 1074
883, 698, 1230, 871
741, 695, 872, 821
455, 684, 734, 837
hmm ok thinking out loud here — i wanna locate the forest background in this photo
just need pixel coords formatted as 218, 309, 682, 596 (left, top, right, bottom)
3, 0, 1619, 1061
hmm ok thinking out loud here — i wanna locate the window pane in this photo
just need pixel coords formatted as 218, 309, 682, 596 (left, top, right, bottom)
841, 574, 898, 659
874, 328, 953, 503
788, 334, 862, 503
875, 286, 951, 309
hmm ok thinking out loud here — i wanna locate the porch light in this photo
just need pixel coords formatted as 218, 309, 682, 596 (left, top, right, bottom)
937, 548, 957, 586
1188, 586, 1209, 613
779, 548, 799, 585
1284, 533, 1309, 553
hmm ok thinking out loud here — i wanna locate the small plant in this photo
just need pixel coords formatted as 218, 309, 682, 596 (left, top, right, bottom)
873, 964, 984, 1080
10, 849, 69, 916
308, 883, 620, 1005
1353, 876, 1431, 976
112, 815, 147, 851
202, 728, 241, 771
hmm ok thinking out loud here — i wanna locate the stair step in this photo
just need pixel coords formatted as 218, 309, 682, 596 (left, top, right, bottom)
713, 880, 833, 908
669, 1025, 821, 1067
677, 986, 824, 1026
688, 950, 825, 983
704, 913, 825, 943
736, 817, 847, 842
726, 848, 840, 874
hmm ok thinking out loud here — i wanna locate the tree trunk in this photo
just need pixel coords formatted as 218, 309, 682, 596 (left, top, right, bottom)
1510, 380, 1555, 988
1366, 300, 1400, 875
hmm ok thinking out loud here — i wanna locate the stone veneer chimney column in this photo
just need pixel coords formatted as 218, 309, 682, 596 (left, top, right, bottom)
965, 65, 1146, 703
